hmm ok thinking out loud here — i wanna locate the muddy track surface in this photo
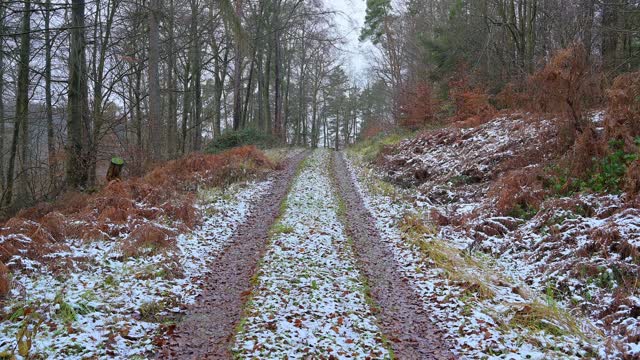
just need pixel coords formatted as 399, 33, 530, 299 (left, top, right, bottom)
332, 152, 456, 360
158, 151, 308, 360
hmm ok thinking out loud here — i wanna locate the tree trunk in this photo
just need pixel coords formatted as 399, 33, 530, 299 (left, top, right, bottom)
602, 1, 619, 72
148, 0, 163, 160
283, 46, 292, 144
297, 27, 307, 146
334, 109, 340, 151
5, 1, 31, 205
243, 53, 256, 128
44, 0, 56, 191
1, 5, 7, 189
17, 0, 33, 202
135, 63, 143, 150
213, 43, 229, 137
106, 157, 124, 182
167, 0, 178, 157
310, 67, 320, 148
190, 0, 203, 151
273, 0, 284, 141
582, 0, 595, 62
232, 0, 244, 130
66, 0, 88, 190
182, 60, 191, 154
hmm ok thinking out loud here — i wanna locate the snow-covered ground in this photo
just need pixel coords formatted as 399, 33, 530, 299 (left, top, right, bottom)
367, 112, 639, 357
233, 151, 390, 359
0, 180, 271, 359
346, 154, 604, 359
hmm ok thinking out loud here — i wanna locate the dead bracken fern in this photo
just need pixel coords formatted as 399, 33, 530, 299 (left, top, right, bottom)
448, 69, 495, 127
0, 262, 10, 297
121, 223, 177, 258
0, 146, 275, 268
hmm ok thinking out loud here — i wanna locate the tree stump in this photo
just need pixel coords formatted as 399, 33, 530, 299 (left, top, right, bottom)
106, 157, 125, 182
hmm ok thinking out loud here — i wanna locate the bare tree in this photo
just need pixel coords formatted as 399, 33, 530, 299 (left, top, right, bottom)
148, 0, 163, 160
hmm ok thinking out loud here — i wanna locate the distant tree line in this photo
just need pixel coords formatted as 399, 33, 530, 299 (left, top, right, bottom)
0, 0, 363, 214
358, 0, 640, 132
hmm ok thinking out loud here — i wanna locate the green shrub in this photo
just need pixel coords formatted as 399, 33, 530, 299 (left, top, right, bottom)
206, 128, 278, 154
586, 139, 639, 193
507, 203, 538, 220
546, 138, 640, 195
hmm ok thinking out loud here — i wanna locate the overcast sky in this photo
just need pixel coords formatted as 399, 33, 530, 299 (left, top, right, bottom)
323, 0, 373, 79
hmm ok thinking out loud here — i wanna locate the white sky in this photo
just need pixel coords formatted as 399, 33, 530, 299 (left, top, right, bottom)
323, 0, 373, 79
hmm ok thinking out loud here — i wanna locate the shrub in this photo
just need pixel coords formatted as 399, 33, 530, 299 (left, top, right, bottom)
360, 122, 385, 140
605, 71, 640, 151
496, 83, 528, 110
587, 139, 639, 193
528, 44, 603, 131
121, 224, 177, 258
399, 82, 439, 130
624, 159, 640, 196
0, 146, 275, 265
161, 196, 198, 228
206, 128, 278, 154
448, 72, 495, 126
547, 137, 640, 195
490, 167, 546, 217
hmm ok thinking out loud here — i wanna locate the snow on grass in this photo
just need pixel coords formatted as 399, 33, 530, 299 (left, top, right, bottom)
232, 150, 390, 359
0, 180, 271, 359
345, 154, 603, 359
366, 112, 639, 357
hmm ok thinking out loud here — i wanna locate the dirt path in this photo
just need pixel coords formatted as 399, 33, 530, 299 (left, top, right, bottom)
158, 151, 307, 359
332, 151, 455, 360
232, 151, 390, 358
160, 150, 454, 359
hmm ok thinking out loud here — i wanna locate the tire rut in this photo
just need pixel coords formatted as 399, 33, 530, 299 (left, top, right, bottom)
331, 151, 456, 360
158, 151, 308, 360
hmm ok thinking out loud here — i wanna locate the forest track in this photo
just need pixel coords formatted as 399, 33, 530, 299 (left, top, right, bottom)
232, 150, 390, 358
331, 152, 455, 360
158, 151, 308, 360
160, 149, 454, 359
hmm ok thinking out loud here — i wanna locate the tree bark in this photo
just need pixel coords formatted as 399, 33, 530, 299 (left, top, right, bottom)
297, 27, 307, 146
44, 0, 56, 191
273, 0, 284, 141
16, 0, 33, 202
1, 5, 7, 190
213, 42, 229, 137
148, 0, 163, 160
190, 0, 203, 150
232, 0, 244, 130
181, 59, 191, 154
602, 1, 618, 71
66, 0, 89, 190
167, 0, 178, 157
5, 1, 32, 204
